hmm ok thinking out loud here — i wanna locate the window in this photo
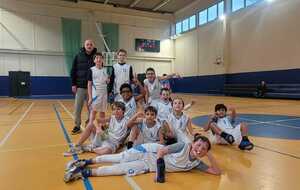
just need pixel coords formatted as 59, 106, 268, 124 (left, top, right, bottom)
218, 1, 224, 17
246, 0, 259, 7
199, 9, 207, 25
232, 0, 245, 12
182, 18, 189, 32
175, 22, 182, 34
208, 5, 217, 22
189, 15, 196, 29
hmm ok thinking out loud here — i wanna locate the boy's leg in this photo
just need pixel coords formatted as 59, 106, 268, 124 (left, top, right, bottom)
209, 123, 235, 144
93, 146, 113, 155
127, 126, 140, 149
77, 122, 96, 146
238, 123, 254, 150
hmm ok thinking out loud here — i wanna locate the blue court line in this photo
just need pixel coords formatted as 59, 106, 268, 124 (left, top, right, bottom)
238, 117, 300, 130
53, 104, 93, 190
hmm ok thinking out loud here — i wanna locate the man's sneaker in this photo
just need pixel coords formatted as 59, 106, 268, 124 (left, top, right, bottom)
64, 166, 83, 183
239, 140, 254, 150
71, 127, 81, 135
63, 145, 84, 157
65, 159, 88, 171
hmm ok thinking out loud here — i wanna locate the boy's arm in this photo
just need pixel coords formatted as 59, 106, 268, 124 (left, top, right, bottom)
204, 114, 217, 131
144, 84, 150, 104
158, 73, 180, 81
228, 107, 236, 120
157, 142, 185, 158
198, 152, 221, 175
186, 118, 194, 136
133, 76, 146, 101
87, 81, 92, 106
127, 112, 144, 129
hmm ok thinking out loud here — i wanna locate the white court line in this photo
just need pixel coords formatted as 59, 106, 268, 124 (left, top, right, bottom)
58, 100, 143, 190
239, 117, 300, 130
0, 143, 68, 153
0, 102, 34, 147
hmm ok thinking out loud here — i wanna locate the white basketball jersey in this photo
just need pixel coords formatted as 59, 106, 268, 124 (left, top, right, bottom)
144, 78, 161, 103
90, 66, 107, 98
216, 116, 234, 130
113, 63, 131, 94
138, 119, 161, 143
107, 116, 129, 144
167, 113, 192, 143
120, 96, 137, 118
151, 100, 172, 121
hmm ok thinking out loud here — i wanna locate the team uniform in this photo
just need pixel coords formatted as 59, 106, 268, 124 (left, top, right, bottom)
167, 112, 192, 143
112, 63, 132, 101
136, 119, 161, 144
209, 116, 242, 145
120, 96, 137, 118
89, 142, 209, 177
151, 100, 172, 122
144, 78, 161, 104
87, 66, 108, 112
92, 115, 129, 153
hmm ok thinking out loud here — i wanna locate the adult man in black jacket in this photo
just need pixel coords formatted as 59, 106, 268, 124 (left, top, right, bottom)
70, 39, 97, 134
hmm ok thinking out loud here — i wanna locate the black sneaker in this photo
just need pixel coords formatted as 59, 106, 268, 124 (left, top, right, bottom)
71, 127, 81, 135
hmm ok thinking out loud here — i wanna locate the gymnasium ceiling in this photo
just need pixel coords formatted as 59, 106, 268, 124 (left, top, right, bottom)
62, 0, 199, 14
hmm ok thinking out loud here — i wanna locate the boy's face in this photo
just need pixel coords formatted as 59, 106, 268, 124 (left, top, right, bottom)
216, 108, 226, 118
146, 70, 156, 82
94, 55, 103, 66
191, 139, 209, 158
145, 111, 156, 123
160, 90, 170, 101
117, 52, 127, 63
173, 99, 184, 112
113, 106, 124, 118
120, 87, 132, 101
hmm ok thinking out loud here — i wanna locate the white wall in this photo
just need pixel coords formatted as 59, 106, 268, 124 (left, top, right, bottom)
173, 0, 300, 77
0, 0, 173, 77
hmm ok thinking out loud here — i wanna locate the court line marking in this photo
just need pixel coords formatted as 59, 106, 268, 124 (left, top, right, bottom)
53, 104, 93, 190
0, 143, 68, 153
58, 100, 143, 190
255, 145, 300, 160
239, 117, 300, 130
0, 102, 34, 147
8, 102, 24, 115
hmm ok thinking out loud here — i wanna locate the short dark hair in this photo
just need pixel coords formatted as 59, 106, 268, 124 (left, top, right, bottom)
120, 83, 132, 93
146, 67, 155, 74
113, 101, 126, 112
160, 87, 170, 94
194, 133, 211, 151
144, 106, 157, 116
215, 104, 227, 112
117, 49, 127, 55
171, 97, 185, 107
93, 52, 104, 64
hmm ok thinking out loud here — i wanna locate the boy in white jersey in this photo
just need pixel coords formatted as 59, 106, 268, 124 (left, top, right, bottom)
165, 98, 194, 145
144, 68, 180, 104
64, 102, 130, 156
109, 49, 134, 101
205, 104, 254, 150
64, 134, 221, 183
126, 106, 168, 148
87, 53, 110, 128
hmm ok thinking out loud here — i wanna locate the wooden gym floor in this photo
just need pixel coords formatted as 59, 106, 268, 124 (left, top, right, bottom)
0, 94, 299, 190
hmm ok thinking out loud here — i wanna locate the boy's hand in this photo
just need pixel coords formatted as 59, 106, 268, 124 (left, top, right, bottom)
88, 99, 92, 107
106, 77, 110, 84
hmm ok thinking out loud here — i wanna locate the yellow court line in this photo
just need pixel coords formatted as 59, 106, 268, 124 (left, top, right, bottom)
0, 102, 34, 147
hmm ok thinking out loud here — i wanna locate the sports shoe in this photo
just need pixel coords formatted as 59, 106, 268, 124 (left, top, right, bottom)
65, 159, 89, 171
64, 165, 83, 183
238, 140, 254, 150
63, 145, 84, 157
71, 126, 81, 135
